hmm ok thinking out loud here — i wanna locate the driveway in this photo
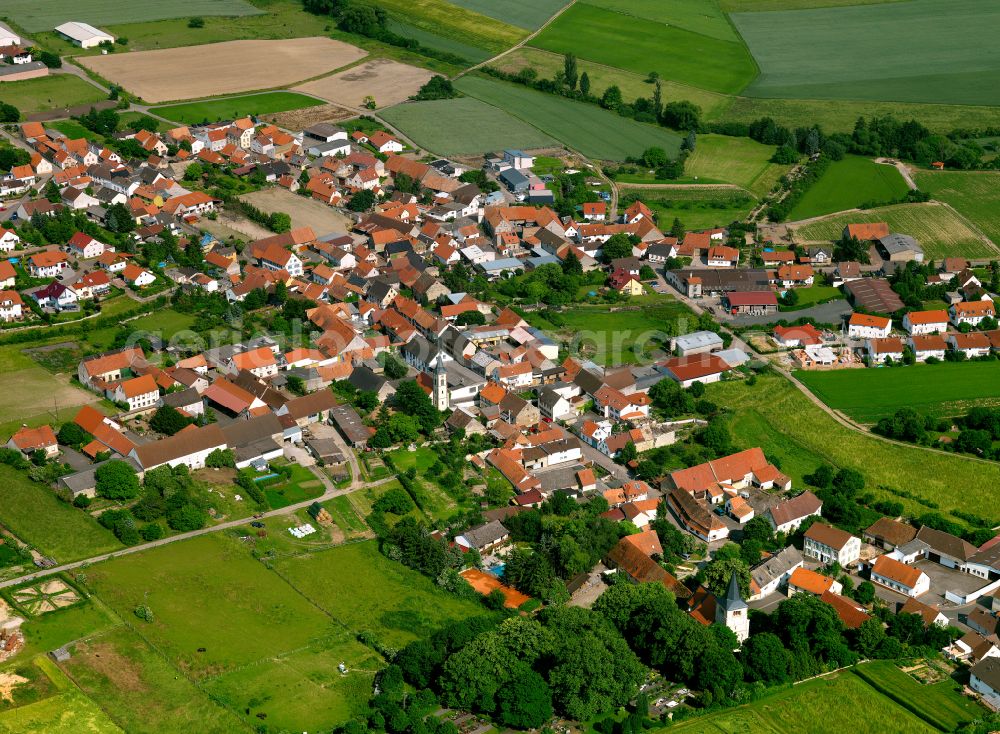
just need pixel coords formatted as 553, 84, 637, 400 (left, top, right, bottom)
283, 442, 315, 467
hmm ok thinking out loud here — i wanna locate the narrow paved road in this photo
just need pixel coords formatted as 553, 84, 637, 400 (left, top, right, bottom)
0, 428, 379, 590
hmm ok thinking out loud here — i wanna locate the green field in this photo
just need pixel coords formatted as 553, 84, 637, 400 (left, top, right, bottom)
617, 135, 788, 197
0, 665, 123, 734
454, 75, 682, 160
793, 202, 998, 259
272, 540, 484, 648
381, 96, 558, 155
0, 467, 121, 562
734, 0, 1000, 105
62, 628, 249, 734
853, 660, 983, 732
376, 0, 526, 53
150, 91, 323, 124
531, 2, 757, 94
795, 361, 1000, 422
124, 309, 197, 339
445, 0, 565, 29
787, 156, 909, 220
720, 0, 908, 10
494, 47, 731, 119
524, 295, 694, 365
585, 0, 743, 42
620, 188, 756, 231
710, 374, 1000, 518
914, 170, 1000, 250
663, 667, 936, 734
0, 75, 106, 115
385, 19, 493, 62
779, 284, 842, 310
3, 0, 261, 32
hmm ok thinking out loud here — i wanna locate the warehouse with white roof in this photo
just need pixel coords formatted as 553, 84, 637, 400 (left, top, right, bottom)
54, 22, 114, 48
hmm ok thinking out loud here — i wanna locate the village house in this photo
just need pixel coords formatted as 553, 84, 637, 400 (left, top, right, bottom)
706, 245, 739, 268
768, 490, 823, 534
803, 523, 861, 567
112, 374, 160, 412
863, 517, 917, 551
951, 300, 995, 328
902, 309, 948, 335
660, 353, 730, 388
454, 520, 510, 554
908, 334, 948, 362
949, 332, 992, 359
28, 251, 68, 278
66, 232, 106, 259
848, 312, 892, 340
787, 567, 842, 597
6, 424, 58, 458
871, 554, 930, 597
0, 290, 23, 321
749, 546, 803, 600
122, 264, 156, 288
865, 337, 905, 364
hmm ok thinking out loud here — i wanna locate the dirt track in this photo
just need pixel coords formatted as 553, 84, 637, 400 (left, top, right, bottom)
80, 38, 367, 103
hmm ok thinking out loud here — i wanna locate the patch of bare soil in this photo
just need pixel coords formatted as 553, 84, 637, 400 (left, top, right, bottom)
260, 104, 355, 131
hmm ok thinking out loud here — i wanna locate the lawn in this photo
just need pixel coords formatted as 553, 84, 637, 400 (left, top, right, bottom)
852, 660, 983, 732
381, 96, 558, 155
778, 284, 842, 310
619, 188, 756, 231
914, 170, 1000, 250
494, 48, 731, 119
150, 91, 323, 125
0, 467, 121, 562
0, 75, 106, 116
50, 120, 97, 141
84, 534, 335, 678
122, 308, 197, 339
663, 666, 937, 734
445, 0, 565, 30
733, 0, 1000, 106
272, 540, 485, 649
524, 295, 694, 366
454, 75, 683, 161
2, 0, 261, 32
795, 361, 1000, 423
787, 156, 910, 220
262, 463, 324, 509
375, 0, 527, 53
792, 202, 997, 260
708, 374, 1000, 519
530, 3, 757, 94
61, 627, 249, 734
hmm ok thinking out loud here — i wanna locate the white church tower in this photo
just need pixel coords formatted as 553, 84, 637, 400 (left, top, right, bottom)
433, 353, 449, 411
715, 572, 749, 644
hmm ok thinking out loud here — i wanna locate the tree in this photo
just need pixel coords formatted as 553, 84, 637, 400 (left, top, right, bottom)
150, 406, 191, 436
579, 71, 591, 97
140, 523, 164, 541
702, 557, 750, 598
496, 664, 553, 728
772, 144, 799, 164
563, 53, 578, 91
95, 460, 141, 500
188, 16, 205, 28
393, 380, 442, 433
0, 102, 19, 123
616, 440, 637, 466
373, 487, 415, 515
602, 232, 635, 262
338, 3, 389, 36
661, 101, 701, 130
348, 189, 376, 211
742, 516, 775, 546
600, 85, 623, 111
269, 212, 291, 233
671, 217, 685, 239
381, 353, 408, 379
742, 632, 790, 683
205, 448, 235, 468
456, 310, 486, 326
641, 146, 668, 168
167, 502, 207, 532
411, 75, 458, 101
37, 50, 62, 69
57, 422, 89, 447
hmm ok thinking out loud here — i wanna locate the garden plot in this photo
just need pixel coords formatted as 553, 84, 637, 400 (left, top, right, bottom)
80, 38, 366, 103
12, 580, 80, 616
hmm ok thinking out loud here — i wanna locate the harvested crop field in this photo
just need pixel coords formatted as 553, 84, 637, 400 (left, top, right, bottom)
79, 38, 366, 103
791, 202, 998, 259
295, 59, 434, 109
258, 104, 355, 130
239, 188, 351, 236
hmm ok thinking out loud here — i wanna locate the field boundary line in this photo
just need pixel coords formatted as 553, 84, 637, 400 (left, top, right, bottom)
459, 0, 578, 77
